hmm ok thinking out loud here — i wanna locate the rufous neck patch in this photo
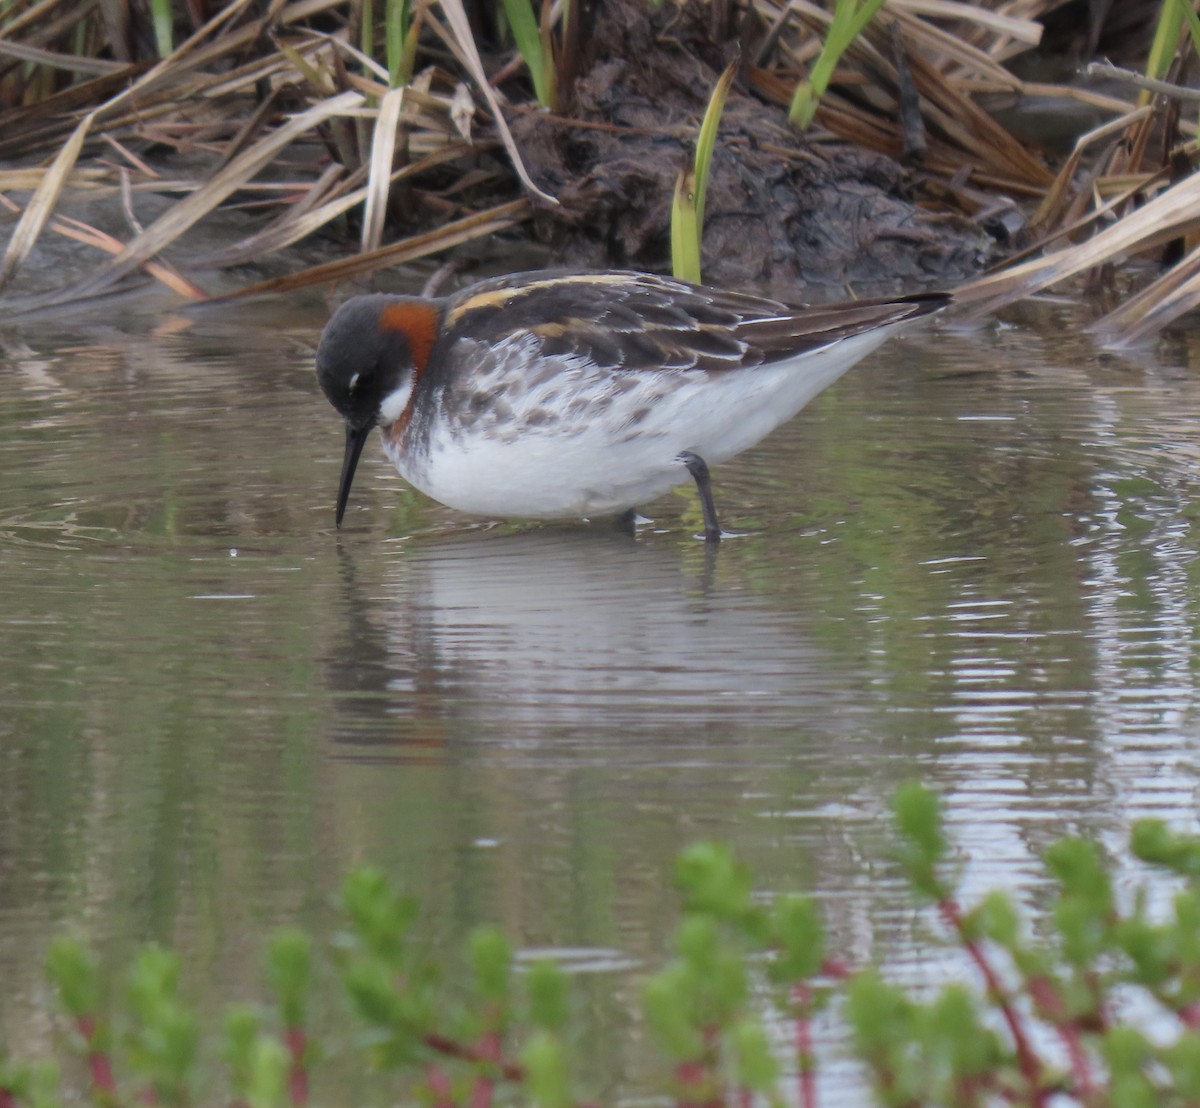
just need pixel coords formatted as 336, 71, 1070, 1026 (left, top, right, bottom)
379, 301, 439, 373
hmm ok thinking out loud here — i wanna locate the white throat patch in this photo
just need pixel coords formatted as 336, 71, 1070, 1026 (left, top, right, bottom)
378, 380, 414, 426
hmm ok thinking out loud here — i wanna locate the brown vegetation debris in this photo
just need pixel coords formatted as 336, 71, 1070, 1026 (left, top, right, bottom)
510, 0, 989, 294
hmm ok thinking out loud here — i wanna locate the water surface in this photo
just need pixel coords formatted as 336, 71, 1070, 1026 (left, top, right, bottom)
2, 290, 1200, 1098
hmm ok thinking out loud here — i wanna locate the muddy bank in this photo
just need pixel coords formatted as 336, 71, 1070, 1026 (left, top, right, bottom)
510, 0, 992, 296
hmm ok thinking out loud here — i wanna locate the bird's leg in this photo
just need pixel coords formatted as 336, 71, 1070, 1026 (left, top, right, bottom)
678, 451, 721, 544
615, 508, 638, 537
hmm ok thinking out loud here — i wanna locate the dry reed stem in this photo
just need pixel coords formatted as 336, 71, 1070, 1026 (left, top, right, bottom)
0, 110, 94, 290
0, 0, 1191, 341
436, 0, 557, 205
206, 197, 531, 300
885, 0, 1043, 46
362, 86, 411, 254
955, 172, 1200, 312
1094, 242, 1200, 345
0, 193, 206, 299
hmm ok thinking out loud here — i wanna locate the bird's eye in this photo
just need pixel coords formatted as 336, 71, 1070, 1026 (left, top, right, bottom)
347, 372, 360, 392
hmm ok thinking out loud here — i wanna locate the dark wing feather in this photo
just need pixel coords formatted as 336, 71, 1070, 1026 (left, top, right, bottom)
442, 270, 948, 374
734, 293, 950, 363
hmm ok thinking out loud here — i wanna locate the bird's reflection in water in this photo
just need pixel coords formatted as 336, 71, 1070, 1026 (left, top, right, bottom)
324, 529, 856, 761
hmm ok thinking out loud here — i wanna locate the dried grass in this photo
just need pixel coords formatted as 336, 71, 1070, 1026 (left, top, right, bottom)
0, 0, 1193, 342
0, 0, 532, 317
751, 0, 1200, 341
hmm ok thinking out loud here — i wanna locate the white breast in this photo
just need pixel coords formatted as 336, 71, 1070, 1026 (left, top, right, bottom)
380, 325, 903, 519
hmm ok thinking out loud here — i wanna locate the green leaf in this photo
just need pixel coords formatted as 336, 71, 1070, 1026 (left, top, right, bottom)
245, 1037, 290, 1108
891, 782, 947, 899
0, 1059, 61, 1108
643, 965, 703, 1061
526, 960, 570, 1031
469, 926, 512, 1004
1102, 1027, 1157, 1108
692, 58, 736, 236
501, 0, 552, 107
789, 0, 887, 129
1167, 1032, 1200, 1099
342, 960, 404, 1028
45, 937, 102, 1020
224, 1003, 263, 1096
149, 0, 173, 57
769, 894, 825, 984
675, 841, 754, 922
521, 1031, 571, 1107
969, 890, 1020, 947
676, 914, 721, 969
1131, 819, 1200, 879
385, 0, 412, 87
267, 929, 312, 1030
1145, 0, 1197, 87
669, 58, 736, 284
1114, 916, 1172, 986
844, 970, 912, 1060
892, 782, 945, 862
730, 1019, 778, 1091
361, 0, 374, 62
341, 868, 419, 963
926, 986, 1000, 1078
671, 168, 701, 284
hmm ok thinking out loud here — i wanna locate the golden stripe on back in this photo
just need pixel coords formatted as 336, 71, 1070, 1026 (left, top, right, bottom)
445, 273, 635, 328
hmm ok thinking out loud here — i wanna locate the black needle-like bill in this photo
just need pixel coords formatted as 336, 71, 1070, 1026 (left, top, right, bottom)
335, 423, 372, 528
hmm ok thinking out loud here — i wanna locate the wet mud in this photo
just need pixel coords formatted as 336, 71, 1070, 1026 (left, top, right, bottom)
510, 0, 992, 295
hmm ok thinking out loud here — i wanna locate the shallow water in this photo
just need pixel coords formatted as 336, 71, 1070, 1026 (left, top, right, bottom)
3, 289, 1200, 1098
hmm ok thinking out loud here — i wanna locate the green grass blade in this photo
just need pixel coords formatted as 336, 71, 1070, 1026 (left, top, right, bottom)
386, 0, 411, 86
849, 0, 886, 39
692, 57, 736, 233
1179, 0, 1200, 63
789, 0, 886, 130
150, 0, 172, 57
502, 0, 551, 107
360, 0, 374, 65
1145, 0, 1183, 86
671, 167, 701, 284
789, 79, 816, 130
671, 58, 736, 285
538, 0, 560, 112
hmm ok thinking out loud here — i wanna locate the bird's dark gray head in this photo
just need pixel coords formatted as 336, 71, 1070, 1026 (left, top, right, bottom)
315, 294, 420, 432
316, 294, 439, 528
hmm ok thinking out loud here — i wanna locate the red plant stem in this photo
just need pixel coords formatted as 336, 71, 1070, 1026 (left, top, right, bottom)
76, 1015, 118, 1098
1059, 1022, 1095, 1102
1083, 970, 1109, 1032
426, 1065, 455, 1108
423, 1033, 525, 1082
284, 1027, 308, 1107
0, 1089, 17, 1108
675, 1062, 705, 1084
791, 983, 818, 1108
1026, 976, 1095, 1101
938, 898, 1046, 1105
1180, 1001, 1200, 1028
674, 1059, 722, 1108
819, 957, 851, 980
475, 1029, 502, 1067
673, 1027, 724, 1108
467, 1028, 503, 1108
